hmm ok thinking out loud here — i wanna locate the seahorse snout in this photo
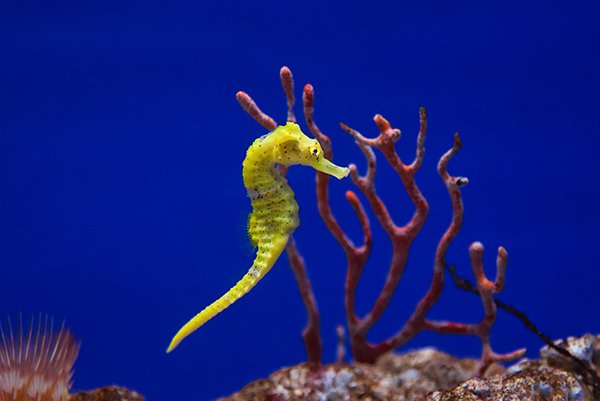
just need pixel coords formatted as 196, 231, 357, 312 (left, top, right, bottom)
312, 157, 349, 180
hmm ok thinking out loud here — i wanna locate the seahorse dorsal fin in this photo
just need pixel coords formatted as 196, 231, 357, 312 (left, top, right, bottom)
247, 212, 258, 248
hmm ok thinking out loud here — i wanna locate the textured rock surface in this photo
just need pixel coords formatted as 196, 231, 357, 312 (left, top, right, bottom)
70, 386, 145, 401
425, 360, 594, 401
218, 363, 395, 401
218, 348, 490, 401
541, 334, 600, 375
219, 337, 600, 401
376, 347, 504, 390
69, 335, 599, 401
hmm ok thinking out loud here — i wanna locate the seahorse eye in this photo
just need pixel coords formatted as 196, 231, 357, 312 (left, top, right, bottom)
308, 144, 321, 159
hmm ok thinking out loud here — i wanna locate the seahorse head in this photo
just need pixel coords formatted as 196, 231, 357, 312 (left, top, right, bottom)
271, 122, 349, 180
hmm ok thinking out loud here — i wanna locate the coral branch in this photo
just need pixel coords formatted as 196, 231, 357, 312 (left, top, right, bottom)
424, 242, 526, 373
286, 239, 322, 367
303, 85, 373, 342
336, 325, 346, 363
303, 84, 331, 155
494, 247, 507, 293
401, 133, 465, 330
280, 66, 296, 123
236, 91, 277, 131
447, 264, 598, 393
337, 112, 430, 362
338, 112, 522, 366
304, 85, 363, 256
238, 66, 523, 371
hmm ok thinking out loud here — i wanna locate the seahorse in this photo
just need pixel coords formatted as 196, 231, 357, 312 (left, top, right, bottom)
167, 122, 349, 352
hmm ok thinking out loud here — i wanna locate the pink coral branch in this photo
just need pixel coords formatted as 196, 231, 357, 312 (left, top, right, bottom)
336, 112, 429, 362
342, 190, 372, 330
237, 66, 524, 371
303, 84, 331, 155
236, 91, 277, 131
302, 85, 372, 337
336, 325, 346, 363
405, 133, 466, 328
303, 85, 363, 255
423, 242, 526, 372
382, 133, 523, 369
415, 152, 525, 372
280, 66, 296, 123
336, 109, 522, 366
286, 239, 322, 367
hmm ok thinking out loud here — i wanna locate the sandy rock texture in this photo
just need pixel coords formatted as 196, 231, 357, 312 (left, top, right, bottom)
70, 386, 145, 401
219, 334, 600, 401
426, 360, 593, 401
218, 348, 489, 401
69, 335, 599, 401
541, 334, 600, 376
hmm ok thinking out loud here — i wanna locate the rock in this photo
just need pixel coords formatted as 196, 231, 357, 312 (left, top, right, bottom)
424, 360, 594, 401
540, 333, 599, 375
70, 386, 145, 401
218, 348, 490, 401
376, 347, 504, 391
217, 363, 398, 401
219, 340, 600, 401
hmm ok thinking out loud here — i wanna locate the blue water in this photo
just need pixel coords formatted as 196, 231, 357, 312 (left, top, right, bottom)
1, 1, 599, 400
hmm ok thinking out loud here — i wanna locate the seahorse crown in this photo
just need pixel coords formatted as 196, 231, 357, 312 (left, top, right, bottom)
269, 122, 348, 179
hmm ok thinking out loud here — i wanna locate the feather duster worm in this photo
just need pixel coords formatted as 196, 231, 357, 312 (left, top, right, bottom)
0, 317, 80, 401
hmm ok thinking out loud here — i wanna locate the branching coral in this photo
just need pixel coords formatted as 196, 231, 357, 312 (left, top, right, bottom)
237, 67, 525, 373
0, 317, 79, 401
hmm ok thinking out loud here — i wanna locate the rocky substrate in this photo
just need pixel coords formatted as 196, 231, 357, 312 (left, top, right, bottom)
70, 386, 145, 401
218, 334, 599, 401
426, 360, 593, 400
70, 335, 599, 401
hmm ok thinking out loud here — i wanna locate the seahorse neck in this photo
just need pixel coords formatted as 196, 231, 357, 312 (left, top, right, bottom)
242, 143, 283, 190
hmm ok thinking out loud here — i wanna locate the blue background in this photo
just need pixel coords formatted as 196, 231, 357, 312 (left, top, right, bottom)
1, 1, 599, 400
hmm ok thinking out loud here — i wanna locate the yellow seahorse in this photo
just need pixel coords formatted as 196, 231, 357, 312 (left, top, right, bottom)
167, 122, 348, 352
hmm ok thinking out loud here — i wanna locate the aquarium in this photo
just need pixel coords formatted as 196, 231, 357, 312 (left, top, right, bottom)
1, 2, 599, 400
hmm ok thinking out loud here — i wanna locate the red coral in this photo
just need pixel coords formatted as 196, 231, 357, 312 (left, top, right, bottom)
237, 67, 525, 373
